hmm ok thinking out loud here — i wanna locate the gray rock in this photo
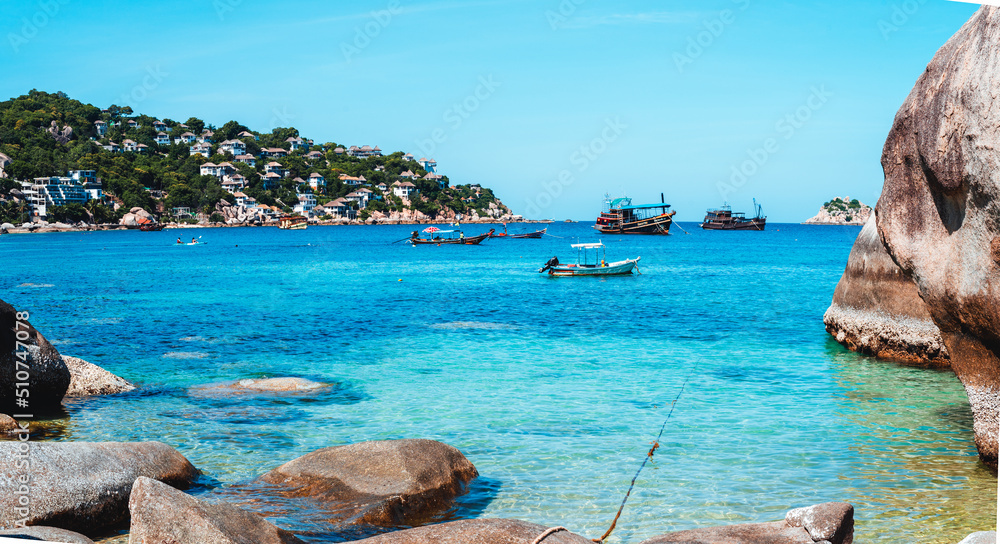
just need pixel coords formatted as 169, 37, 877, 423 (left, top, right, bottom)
639, 521, 814, 544
62, 356, 135, 397
0, 413, 16, 433
877, 5, 1000, 469
0, 526, 95, 543
824, 215, 949, 366
258, 439, 478, 527
958, 532, 996, 544
128, 476, 303, 544
0, 299, 70, 414
350, 519, 592, 543
192, 377, 329, 396
641, 502, 854, 544
785, 503, 853, 544
0, 441, 199, 534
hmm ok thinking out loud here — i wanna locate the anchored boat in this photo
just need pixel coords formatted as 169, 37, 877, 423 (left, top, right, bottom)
594, 194, 675, 235
538, 242, 640, 276
701, 200, 766, 231
410, 227, 494, 245
491, 223, 547, 239
278, 216, 308, 230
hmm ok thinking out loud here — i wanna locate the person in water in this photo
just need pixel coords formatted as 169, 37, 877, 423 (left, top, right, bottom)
176, 237, 182, 244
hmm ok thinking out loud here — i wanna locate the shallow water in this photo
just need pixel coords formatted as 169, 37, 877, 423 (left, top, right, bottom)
1, 223, 994, 543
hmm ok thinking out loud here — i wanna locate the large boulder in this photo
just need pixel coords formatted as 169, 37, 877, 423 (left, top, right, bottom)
349, 519, 593, 543
63, 356, 136, 397
0, 442, 199, 534
876, 5, 1000, 469
0, 526, 95, 543
258, 439, 478, 527
639, 502, 854, 544
128, 476, 304, 544
823, 214, 949, 365
0, 299, 70, 413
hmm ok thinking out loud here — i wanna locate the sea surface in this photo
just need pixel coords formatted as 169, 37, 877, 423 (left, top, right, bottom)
1, 222, 994, 543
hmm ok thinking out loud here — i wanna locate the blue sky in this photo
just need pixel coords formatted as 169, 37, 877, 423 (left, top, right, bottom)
0, 0, 981, 221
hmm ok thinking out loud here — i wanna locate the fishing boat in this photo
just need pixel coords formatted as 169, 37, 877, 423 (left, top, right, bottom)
511, 228, 546, 239
278, 215, 308, 230
490, 224, 546, 239
594, 194, 675, 235
701, 200, 766, 231
538, 242, 640, 276
410, 227, 494, 245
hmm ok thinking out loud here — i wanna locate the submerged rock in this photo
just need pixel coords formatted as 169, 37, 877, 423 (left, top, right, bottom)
876, 5, 1000, 469
958, 532, 997, 544
258, 439, 478, 527
0, 441, 199, 534
823, 214, 949, 365
63, 356, 136, 397
192, 377, 330, 396
128, 476, 304, 544
0, 526, 95, 543
350, 519, 593, 543
0, 299, 70, 413
640, 502, 854, 544
0, 413, 16, 433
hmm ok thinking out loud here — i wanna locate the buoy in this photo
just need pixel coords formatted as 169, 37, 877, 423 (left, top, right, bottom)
398, 279, 403, 282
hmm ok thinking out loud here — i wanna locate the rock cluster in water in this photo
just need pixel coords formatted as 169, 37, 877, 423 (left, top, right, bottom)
824, 214, 949, 365
875, 5, 1000, 469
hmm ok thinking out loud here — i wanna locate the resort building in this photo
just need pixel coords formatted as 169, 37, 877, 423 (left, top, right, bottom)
199, 130, 214, 143
308, 172, 326, 191
305, 150, 324, 162
222, 174, 247, 194
265, 162, 289, 178
21, 174, 100, 218
232, 191, 257, 208
234, 154, 256, 167
238, 130, 258, 140
339, 173, 366, 187
286, 137, 308, 151
293, 190, 317, 217
392, 181, 418, 199
94, 120, 107, 136
260, 147, 288, 158
346, 145, 382, 158
102, 141, 120, 153
417, 158, 437, 173
262, 172, 281, 190
218, 139, 246, 156
323, 197, 354, 219
333, 147, 345, 155
423, 172, 446, 188
399, 170, 418, 180
176, 132, 196, 145
190, 143, 212, 157
200, 162, 235, 179
153, 120, 168, 132
126, 119, 139, 129
155, 132, 171, 146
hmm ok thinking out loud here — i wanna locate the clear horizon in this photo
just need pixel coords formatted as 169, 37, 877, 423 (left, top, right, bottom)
1, 0, 980, 221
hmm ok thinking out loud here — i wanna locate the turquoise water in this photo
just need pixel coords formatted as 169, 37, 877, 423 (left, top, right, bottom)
1, 223, 994, 543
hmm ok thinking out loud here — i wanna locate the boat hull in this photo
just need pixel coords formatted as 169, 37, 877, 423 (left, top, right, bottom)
548, 258, 639, 276
700, 218, 766, 231
411, 230, 494, 245
594, 214, 673, 235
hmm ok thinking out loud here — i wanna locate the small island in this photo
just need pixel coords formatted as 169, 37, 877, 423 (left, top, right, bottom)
803, 197, 873, 225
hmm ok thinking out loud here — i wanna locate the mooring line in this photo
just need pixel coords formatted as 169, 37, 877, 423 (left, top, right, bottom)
590, 363, 699, 543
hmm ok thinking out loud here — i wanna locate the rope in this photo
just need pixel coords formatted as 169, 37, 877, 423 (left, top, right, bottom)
591, 365, 698, 543
672, 221, 690, 235
531, 526, 568, 544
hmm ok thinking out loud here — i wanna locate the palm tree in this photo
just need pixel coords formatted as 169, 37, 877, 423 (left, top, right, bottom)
14, 200, 27, 224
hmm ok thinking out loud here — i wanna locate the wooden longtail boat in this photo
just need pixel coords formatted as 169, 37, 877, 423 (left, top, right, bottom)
278, 216, 308, 230
594, 194, 675, 235
511, 228, 546, 239
701, 200, 767, 231
538, 242, 640, 276
410, 228, 494, 245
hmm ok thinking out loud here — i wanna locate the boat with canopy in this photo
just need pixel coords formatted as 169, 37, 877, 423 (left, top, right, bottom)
538, 242, 640, 276
410, 226, 494, 245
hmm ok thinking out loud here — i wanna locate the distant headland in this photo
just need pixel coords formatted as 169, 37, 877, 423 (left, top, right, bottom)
0, 90, 517, 230
802, 197, 872, 225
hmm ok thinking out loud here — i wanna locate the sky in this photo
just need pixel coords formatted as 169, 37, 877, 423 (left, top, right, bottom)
0, 0, 982, 221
